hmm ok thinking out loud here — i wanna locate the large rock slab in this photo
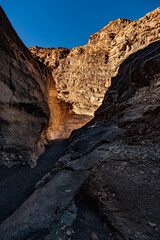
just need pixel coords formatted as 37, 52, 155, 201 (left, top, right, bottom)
0, 168, 89, 240
0, 7, 50, 167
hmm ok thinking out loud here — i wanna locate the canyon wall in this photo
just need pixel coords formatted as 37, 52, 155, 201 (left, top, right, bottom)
30, 7, 160, 118
30, 47, 92, 139
1, 40, 160, 240
0, 7, 50, 167
48, 77, 92, 139
1, 6, 159, 165
0, 6, 160, 239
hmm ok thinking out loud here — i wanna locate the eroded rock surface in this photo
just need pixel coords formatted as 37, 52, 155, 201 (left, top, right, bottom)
1, 41, 160, 240
30, 47, 93, 139
47, 77, 92, 140
29, 8, 160, 140
30, 7, 160, 117
0, 7, 50, 167
69, 41, 160, 239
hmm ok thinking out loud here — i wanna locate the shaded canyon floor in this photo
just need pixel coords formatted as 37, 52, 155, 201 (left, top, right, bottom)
0, 139, 116, 240
0, 139, 69, 223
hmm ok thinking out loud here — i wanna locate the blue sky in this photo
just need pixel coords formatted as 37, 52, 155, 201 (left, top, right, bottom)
1, 0, 159, 49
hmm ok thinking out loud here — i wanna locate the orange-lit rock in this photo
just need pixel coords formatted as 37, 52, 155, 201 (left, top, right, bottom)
30, 7, 160, 118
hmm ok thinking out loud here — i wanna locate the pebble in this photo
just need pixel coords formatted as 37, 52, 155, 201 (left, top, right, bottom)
61, 210, 77, 227
61, 226, 66, 231
65, 189, 71, 193
66, 230, 72, 236
148, 222, 157, 227
91, 232, 99, 240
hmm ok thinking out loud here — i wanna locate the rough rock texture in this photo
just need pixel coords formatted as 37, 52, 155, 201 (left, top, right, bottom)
30, 47, 92, 139
29, 46, 71, 71
30, 7, 160, 117
1, 41, 160, 240
47, 77, 92, 139
29, 8, 160, 140
0, 7, 50, 167
69, 41, 160, 239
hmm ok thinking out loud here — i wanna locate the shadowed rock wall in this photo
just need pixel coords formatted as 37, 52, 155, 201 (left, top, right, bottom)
0, 7, 50, 167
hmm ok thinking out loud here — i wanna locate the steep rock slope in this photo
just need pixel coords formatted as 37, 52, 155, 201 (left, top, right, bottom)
30, 7, 160, 117
0, 7, 50, 167
1, 41, 160, 240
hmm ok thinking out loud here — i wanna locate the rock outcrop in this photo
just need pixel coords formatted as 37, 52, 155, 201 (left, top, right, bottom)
1, 40, 160, 240
0, 7, 50, 167
30, 7, 160, 118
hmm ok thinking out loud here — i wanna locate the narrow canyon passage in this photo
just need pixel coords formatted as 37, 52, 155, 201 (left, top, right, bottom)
0, 5, 160, 240
0, 139, 69, 223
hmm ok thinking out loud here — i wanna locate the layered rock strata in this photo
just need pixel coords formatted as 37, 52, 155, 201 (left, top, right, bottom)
0, 7, 50, 167
1, 41, 160, 240
30, 7, 160, 117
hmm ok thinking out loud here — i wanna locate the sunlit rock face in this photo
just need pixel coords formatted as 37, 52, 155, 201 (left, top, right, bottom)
0, 7, 50, 167
29, 47, 92, 139
47, 76, 92, 139
30, 7, 160, 118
